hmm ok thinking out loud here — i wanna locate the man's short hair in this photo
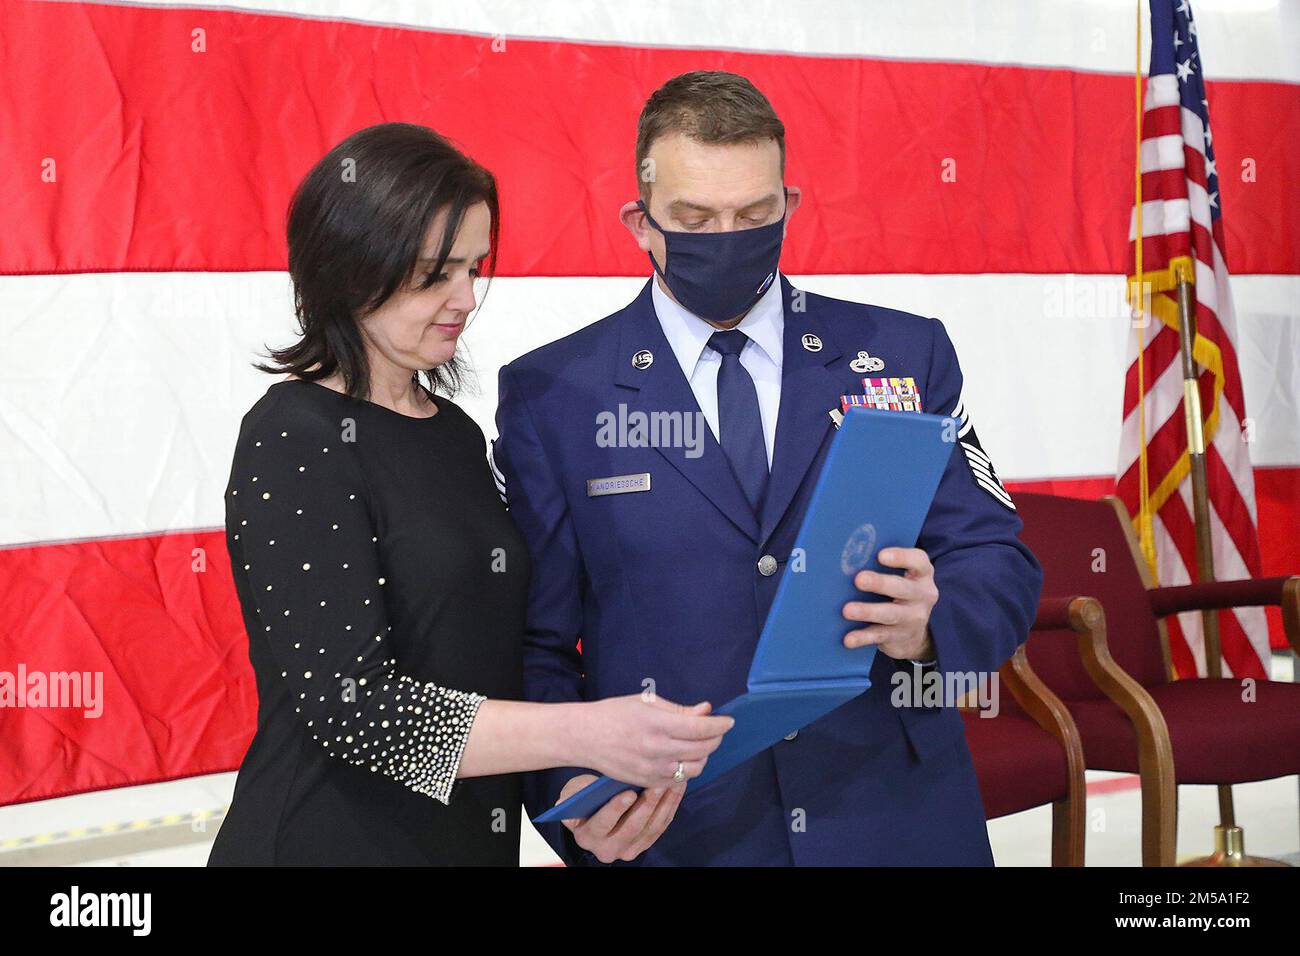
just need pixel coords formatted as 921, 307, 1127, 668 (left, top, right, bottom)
636, 71, 786, 198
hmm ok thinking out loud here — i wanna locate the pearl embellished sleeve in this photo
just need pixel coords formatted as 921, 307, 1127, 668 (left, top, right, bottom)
226, 402, 484, 805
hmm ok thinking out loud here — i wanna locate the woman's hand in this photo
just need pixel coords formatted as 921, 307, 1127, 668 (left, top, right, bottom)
575, 694, 733, 788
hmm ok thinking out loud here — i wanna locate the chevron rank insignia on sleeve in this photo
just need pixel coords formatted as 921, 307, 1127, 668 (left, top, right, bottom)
949, 391, 1016, 511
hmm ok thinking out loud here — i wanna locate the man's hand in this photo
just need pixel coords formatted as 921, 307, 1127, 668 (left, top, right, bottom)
842, 546, 938, 661
555, 774, 685, 864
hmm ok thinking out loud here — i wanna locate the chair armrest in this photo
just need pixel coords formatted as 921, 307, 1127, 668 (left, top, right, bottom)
1028, 596, 1171, 776
1008, 595, 1105, 776
1033, 595, 1102, 633
1147, 575, 1300, 655
1148, 575, 1295, 614
1060, 595, 1177, 866
999, 649, 1086, 790
1030, 596, 1164, 739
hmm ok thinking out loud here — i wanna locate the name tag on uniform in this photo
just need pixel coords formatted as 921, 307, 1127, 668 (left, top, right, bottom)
586, 473, 652, 497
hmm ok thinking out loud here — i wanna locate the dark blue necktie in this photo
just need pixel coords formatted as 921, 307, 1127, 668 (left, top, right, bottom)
707, 329, 768, 514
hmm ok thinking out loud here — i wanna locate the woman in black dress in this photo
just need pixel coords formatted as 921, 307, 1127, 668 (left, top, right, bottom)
208, 124, 732, 866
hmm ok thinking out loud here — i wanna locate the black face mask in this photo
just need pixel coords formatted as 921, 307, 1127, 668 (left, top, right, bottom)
638, 193, 787, 323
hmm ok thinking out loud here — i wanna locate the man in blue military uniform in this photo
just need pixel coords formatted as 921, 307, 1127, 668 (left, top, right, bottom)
492, 70, 1042, 865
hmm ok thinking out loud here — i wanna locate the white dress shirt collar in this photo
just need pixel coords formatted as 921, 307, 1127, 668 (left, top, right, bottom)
650, 272, 785, 379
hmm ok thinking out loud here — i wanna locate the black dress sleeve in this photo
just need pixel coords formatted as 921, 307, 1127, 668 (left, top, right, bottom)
226, 396, 483, 804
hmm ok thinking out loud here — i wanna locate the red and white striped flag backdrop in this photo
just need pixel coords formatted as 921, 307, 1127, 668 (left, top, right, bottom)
1, 0, 1297, 805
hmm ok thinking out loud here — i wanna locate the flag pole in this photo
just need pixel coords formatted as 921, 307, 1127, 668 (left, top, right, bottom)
1171, 276, 1224, 686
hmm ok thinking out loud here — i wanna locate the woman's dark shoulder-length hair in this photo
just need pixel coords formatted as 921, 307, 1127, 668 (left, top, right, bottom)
258, 122, 499, 399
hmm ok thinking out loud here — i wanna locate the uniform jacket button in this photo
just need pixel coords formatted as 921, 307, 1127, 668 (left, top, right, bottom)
757, 554, 778, 576
784, 730, 798, 741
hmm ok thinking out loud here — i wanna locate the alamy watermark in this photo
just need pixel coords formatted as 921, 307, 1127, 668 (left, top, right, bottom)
596, 404, 708, 459
890, 665, 1000, 717
0, 665, 103, 718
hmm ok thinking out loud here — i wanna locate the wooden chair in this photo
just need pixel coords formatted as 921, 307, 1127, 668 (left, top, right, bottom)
1014, 492, 1300, 866
961, 595, 1090, 866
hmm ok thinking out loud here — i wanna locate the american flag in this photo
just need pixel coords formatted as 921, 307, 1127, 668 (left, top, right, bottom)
1118, 0, 1269, 680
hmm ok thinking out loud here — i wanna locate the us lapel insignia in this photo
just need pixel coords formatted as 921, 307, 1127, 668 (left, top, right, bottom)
801, 333, 823, 353
631, 349, 654, 370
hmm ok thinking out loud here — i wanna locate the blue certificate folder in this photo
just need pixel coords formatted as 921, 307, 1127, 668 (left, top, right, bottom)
533, 407, 954, 823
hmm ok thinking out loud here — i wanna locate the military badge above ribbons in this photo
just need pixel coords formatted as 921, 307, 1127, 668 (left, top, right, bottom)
841, 376, 923, 414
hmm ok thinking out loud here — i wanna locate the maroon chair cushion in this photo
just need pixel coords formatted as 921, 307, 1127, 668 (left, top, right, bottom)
962, 709, 1070, 819
1066, 679, 1300, 783
1015, 494, 1169, 699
